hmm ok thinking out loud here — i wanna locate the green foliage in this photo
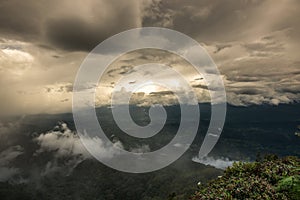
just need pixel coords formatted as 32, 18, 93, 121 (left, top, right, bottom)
191, 155, 300, 200
0, 159, 222, 200
276, 175, 300, 200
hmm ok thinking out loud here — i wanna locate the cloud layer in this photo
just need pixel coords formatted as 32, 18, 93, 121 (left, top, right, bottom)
0, 0, 299, 114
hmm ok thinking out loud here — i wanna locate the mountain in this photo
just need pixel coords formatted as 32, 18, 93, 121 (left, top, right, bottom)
0, 103, 299, 199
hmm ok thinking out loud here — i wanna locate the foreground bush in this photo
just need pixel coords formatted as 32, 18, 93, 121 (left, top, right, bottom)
191, 155, 300, 200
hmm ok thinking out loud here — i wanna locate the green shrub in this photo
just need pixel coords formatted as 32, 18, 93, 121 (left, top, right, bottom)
276, 175, 300, 199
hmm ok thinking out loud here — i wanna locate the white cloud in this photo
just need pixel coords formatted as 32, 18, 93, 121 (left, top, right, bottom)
33, 122, 91, 176
2, 48, 34, 63
34, 122, 133, 175
34, 122, 90, 158
192, 156, 236, 170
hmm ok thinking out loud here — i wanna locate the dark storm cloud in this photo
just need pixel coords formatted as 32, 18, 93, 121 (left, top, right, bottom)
0, 0, 142, 51
143, 0, 300, 44
1, 0, 298, 52
143, 0, 266, 42
45, 17, 103, 52
45, 11, 140, 51
1, 0, 299, 52
0, 0, 42, 37
45, 0, 141, 51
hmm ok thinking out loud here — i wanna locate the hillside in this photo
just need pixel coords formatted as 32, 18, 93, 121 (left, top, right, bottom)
191, 155, 300, 200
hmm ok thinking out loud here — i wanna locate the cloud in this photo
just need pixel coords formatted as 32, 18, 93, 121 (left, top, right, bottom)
0, 145, 24, 166
0, 145, 24, 181
192, 156, 236, 170
141, 0, 300, 106
33, 122, 154, 175
0, 0, 142, 51
142, 0, 175, 28
107, 65, 135, 77
0, 118, 25, 151
0, 0, 42, 37
33, 122, 91, 176
143, 0, 264, 41
0, 0, 300, 115
203, 28, 300, 106
44, 83, 73, 93
0, 120, 129, 180
0, 38, 87, 115
34, 122, 90, 158
34, 122, 131, 175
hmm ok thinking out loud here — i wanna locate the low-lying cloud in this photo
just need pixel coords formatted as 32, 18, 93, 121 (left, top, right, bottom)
0, 145, 24, 181
192, 156, 236, 170
35, 122, 90, 158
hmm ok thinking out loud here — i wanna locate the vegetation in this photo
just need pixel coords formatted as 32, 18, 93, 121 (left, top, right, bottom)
0, 158, 222, 200
191, 155, 300, 200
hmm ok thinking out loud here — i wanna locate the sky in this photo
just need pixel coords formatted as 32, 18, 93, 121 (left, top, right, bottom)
0, 0, 300, 115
